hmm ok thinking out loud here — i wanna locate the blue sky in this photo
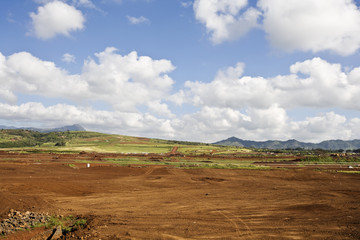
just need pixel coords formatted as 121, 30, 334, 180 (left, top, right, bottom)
1, 0, 360, 143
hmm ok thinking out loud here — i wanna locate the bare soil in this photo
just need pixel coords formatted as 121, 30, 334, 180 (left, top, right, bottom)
0, 153, 359, 239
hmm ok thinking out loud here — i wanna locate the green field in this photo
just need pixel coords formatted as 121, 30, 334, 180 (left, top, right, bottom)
0, 129, 249, 154
1, 129, 359, 171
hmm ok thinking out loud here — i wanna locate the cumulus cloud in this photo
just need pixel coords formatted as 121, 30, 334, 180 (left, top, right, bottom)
193, 0, 360, 55
183, 58, 360, 111
168, 103, 360, 143
0, 48, 175, 115
2, 48, 360, 142
127, 16, 149, 24
5, 52, 87, 100
82, 47, 175, 111
171, 105, 292, 142
169, 58, 360, 142
0, 102, 176, 138
0, 53, 17, 104
193, 0, 261, 44
257, 0, 360, 55
62, 53, 76, 63
29, 0, 85, 40
291, 112, 351, 142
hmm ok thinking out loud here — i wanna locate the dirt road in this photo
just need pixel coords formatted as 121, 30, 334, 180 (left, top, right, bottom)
0, 161, 359, 239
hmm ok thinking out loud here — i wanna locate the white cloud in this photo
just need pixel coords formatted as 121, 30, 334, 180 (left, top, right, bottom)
181, 1, 192, 8
29, 0, 85, 40
127, 16, 149, 24
0, 48, 175, 115
82, 47, 175, 111
147, 101, 175, 118
177, 105, 289, 141
193, 0, 360, 55
1, 100, 359, 143
257, 0, 360, 55
184, 71, 274, 109
171, 106, 250, 141
2, 48, 360, 143
183, 58, 360, 111
5, 52, 87, 100
62, 53, 76, 63
0, 102, 176, 139
73, 0, 96, 8
0, 89, 17, 105
215, 62, 244, 80
168, 58, 360, 142
193, 0, 261, 44
290, 112, 352, 142
0, 53, 17, 103
170, 105, 360, 143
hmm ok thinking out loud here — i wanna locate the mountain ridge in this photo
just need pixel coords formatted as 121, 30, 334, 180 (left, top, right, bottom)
0, 124, 86, 133
214, 137, 360, 150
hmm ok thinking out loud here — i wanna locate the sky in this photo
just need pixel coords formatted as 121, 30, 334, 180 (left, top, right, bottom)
1, 0, 360, 143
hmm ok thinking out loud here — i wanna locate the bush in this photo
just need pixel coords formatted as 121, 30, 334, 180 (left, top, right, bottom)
55, 141, 66, 146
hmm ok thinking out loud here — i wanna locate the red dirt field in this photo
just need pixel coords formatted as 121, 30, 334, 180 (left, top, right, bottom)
0, 154, 360, 239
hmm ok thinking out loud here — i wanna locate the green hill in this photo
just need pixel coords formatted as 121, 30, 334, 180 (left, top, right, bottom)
0, 129, 240, 155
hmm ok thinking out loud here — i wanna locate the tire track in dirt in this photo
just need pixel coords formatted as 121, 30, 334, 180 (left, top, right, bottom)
216, 210, 254, 239
162, 168, 253, 239
170, 167, 254, 239
162, 233, 193, 240
144, 167, 155, 176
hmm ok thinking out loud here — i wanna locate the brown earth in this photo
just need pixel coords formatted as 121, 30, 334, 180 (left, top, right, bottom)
0, 155, 359, 239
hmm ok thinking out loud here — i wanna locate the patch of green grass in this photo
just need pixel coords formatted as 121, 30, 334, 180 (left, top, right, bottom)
104, 157, 166, 166
67, 164, 79, 169
73, 219, 87, 230
337, 170, 360, 174
44, 215, 87, 234
106, 155, 270, 169
300, 156, 360, 164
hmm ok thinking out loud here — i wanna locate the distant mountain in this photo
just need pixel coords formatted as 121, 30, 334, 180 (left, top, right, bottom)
0, 124, 86, 133
44, 124, 86, 133
214, 137, 360, 150
0, 125, 16, 129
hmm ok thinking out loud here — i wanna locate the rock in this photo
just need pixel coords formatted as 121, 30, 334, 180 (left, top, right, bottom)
0, 210, 51, 237
31, 228, 55, 240
50, 225, 63, 240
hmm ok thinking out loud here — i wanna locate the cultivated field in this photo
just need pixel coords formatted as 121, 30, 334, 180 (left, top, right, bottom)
0, 131, 359, 239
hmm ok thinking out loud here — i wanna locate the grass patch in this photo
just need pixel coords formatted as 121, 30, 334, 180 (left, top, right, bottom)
101, 156, 272, 170
67, 164, 79, 169
300, 156, 360, 164
0, 129, 251, 155
45, 215, 87, 234
337, 170, 360, 174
